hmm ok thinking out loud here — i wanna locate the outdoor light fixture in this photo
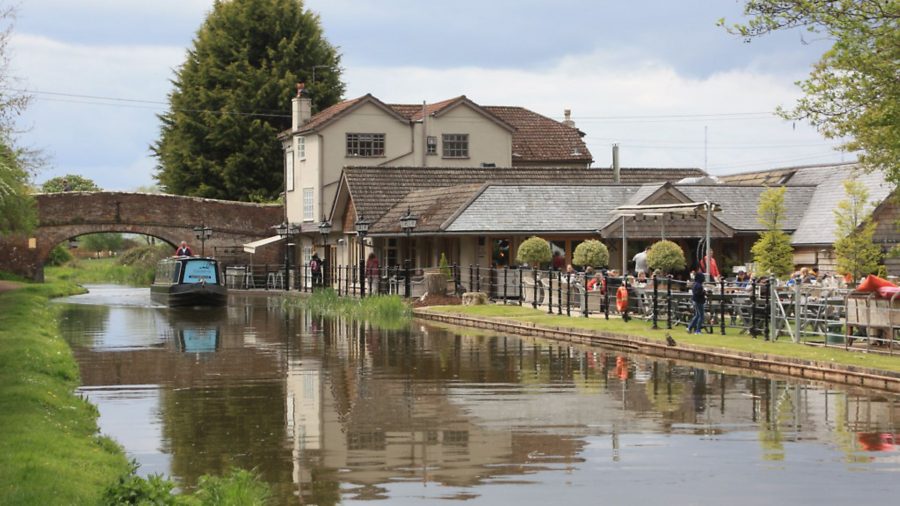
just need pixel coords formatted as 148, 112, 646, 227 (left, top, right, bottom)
399, 207, 418, 296
273, 221, 298, 291
193, 225, 212, 256
318, 216, 332, 247
355, 214, 371, 297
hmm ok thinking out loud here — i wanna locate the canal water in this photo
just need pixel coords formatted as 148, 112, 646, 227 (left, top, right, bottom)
57, 286, 899, 505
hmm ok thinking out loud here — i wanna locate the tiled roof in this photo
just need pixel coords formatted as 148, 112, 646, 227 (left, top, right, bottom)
484, 106, 592, 163
445, 184, 642, 233
290, 94, 593, 164
343, 166, 707, 231
718, 162, 859, 186
373, 184, 486, 234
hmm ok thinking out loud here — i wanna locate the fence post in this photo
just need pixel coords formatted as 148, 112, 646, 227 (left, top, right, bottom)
503, 267, 509, 305
476, 265, 481, 293
557, 271, 563, 315
750, 278, 757, 338
720, 277, 726, 335
565, 272, 571, 317
469, 265, 473, 293
405, 259, 411, 299
547, 271, 554, 314
532, 267, 538, 309
622, 276, 629, 322
518, 268, 523, 306
360, 259, 366, 298
765, 277, 771, 341
652, 275, 658, 329
583, 282, 589, 318
604, 273, 610, 320
794, 282, 801, 343
666, 275, 672, 329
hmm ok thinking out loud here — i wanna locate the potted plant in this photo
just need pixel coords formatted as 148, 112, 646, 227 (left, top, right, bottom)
573, 240, 609, 270
516, 236, 552, 280
647, 240, 686, 275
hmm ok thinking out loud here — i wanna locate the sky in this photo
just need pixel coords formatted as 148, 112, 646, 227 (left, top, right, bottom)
9, 0, 853, 191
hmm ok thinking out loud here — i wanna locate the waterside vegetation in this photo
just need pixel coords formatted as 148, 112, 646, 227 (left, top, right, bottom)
46, 244, 170, 286
290, 288, 412, 329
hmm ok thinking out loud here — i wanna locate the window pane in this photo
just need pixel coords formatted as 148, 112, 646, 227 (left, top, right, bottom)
442, 133, 468, 158
346, 133, 385, 157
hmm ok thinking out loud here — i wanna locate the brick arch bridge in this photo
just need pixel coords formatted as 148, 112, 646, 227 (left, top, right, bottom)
0, 192, 284, 281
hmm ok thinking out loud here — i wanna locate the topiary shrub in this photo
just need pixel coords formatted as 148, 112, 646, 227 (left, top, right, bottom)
647, 240, 686, 273
573, 240, 609, 268
438, 252, 452, 280
516, 236, 551, 267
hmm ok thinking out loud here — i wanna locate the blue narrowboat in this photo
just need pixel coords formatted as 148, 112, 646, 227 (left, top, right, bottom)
151, 256, 227, 307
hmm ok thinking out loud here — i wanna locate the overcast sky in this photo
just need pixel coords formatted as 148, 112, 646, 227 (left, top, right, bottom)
11, 0, 852, 190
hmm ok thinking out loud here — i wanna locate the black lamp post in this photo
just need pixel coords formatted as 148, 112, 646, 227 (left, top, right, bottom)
399, 207, 418, 297
274, 221, 298, 291
355, 214, 370, 297
193, 225, 212, 256
318, 217, 332, 287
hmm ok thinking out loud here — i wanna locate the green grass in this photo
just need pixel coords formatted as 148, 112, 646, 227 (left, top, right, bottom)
46, 245, 170, 287
0, 282, 130, 505
289, 288, 412, 330
426, 304, 900, 374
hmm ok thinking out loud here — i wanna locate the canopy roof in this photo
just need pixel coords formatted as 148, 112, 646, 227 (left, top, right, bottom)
613, 201, 722, 216
242, 235, 283, 254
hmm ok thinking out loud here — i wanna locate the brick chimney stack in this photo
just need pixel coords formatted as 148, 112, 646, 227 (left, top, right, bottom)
562, 109, 575, 128
292, 82, 311, 131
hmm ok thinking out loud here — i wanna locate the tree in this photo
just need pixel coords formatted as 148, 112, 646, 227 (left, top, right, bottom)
516, 236, 552, 267
573, 240, 610, 268
41, 174, 100, 193
833, 179, 882, 280
647, 240, 686, 274
153, 0, 344, 202
81, 233, 124, 256
724, 1, 900, 184
751, 186, 794, 278
0, 5, 36, 235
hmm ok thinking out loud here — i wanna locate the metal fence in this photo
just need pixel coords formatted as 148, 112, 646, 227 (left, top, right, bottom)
222, 262, 899, 352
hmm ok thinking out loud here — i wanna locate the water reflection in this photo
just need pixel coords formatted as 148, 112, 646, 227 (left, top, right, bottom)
58, 287, 900, 505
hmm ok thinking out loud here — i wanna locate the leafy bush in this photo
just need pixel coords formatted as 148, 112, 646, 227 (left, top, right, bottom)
516, 236, 551, 266
647, 240, 686, 273
46, 244, 73, 266
192, 468, 270, 506
438, 252, 452, 280
573, 240, 609, 267
102, 462, 179, 505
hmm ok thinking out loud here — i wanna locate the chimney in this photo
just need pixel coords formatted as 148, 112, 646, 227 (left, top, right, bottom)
292, 82, 312, 130
612, 144, 620, 183
562, 109, 575, 128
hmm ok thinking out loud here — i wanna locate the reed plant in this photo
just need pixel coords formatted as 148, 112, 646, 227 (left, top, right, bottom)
292, 288, 412, 330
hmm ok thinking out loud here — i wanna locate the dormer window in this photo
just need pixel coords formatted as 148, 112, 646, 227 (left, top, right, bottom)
346, 133, 385, 157
442, 134, 468, 158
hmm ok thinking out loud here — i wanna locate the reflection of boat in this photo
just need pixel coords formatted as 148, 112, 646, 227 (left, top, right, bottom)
179, 327, 219, 353
151, 257, 227, 307
166, 307, 226, 353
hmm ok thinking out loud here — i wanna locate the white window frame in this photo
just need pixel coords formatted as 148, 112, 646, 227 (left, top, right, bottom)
298, 136, 306, 160
426, 135, 437, 156
346, 133, 385, 157
442, 133, 469, 159
285, 150, 294, 192
302, 187, 314, 221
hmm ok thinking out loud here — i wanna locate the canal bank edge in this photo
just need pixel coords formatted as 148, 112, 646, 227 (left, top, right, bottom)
0, 282, 130, 505
412, 308, 900, 395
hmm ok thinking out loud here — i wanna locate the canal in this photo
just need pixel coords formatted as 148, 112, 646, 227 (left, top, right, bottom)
57, 286, 899, 505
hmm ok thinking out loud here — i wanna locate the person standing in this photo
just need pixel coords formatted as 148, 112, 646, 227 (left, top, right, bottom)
632, 246, 649, 276
310, 253, 322, 287
365, 253, 380, 293
699, 248, 720, 282
687, 271, 706, 334
174, 241, 193, 257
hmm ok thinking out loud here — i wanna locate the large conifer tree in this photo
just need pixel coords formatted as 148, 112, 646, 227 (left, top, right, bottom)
153, 0, 344, 201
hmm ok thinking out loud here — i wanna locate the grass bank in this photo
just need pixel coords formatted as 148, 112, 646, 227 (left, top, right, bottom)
426, 305, 900, 374
46, 244, 170, 286
289, 288, 412, 329
0, 281, 129, 505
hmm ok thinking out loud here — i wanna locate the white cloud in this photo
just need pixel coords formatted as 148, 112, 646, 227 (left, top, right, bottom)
345, 50, 849, 174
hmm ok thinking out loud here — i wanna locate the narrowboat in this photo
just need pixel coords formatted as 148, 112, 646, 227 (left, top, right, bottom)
151, 256, 227, 307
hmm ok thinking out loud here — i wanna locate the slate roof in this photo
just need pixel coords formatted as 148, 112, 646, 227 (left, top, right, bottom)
445, 185, 642, 233
676, 185, 816, 232
372, 184, 485, 234
343, 166, 707, 232
789, 165, 893, 245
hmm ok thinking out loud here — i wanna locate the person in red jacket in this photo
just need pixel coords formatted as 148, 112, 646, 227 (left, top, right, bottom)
174, 241, 193, 257
699, 248, 720, 282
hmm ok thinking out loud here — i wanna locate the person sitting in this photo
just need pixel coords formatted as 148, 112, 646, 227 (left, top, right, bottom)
174, 241, 193, 257
735, 270, 750, 288
636, 270, 648, 286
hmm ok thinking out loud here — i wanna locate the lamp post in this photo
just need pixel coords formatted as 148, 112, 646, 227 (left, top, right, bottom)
318, 217, 332, 288
399, 207, 418, 298
355, 214, 370, 298
274, 221, 298, 291
193, 225, 212, 256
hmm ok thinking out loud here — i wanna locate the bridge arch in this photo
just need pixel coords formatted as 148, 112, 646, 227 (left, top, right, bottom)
0, 192, 284, 280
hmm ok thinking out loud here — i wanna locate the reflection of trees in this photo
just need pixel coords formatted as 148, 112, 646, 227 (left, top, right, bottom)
159, 382, 292, 489
58, 304, 109, 348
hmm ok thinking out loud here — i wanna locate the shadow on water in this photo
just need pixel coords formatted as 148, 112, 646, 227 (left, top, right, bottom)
57, 287, 900, 505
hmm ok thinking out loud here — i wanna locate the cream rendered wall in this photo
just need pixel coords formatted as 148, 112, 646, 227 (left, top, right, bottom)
283, 137, 302, 224
426, 106, 512, 168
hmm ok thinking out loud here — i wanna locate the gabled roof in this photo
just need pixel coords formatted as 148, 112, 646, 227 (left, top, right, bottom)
297, 94, 409, 134
288, 94, 593, 164
338, 166, 707, 231
676, 185, 815, 232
